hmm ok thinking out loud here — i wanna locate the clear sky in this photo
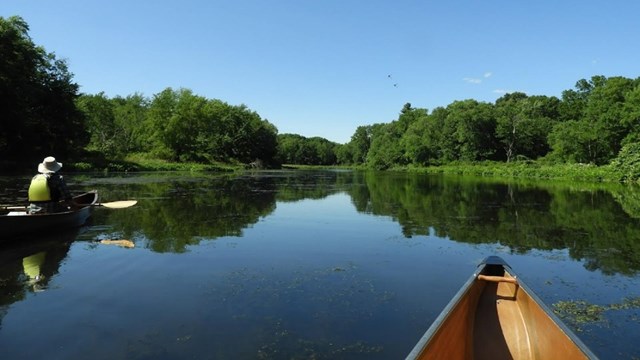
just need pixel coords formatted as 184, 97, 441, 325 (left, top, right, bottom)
3, 1, 639, 144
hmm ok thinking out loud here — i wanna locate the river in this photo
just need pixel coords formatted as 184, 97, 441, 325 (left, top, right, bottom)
0, 170, 639, 359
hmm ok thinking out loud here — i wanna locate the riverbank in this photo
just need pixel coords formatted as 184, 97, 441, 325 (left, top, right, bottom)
397, 161, 631, 183
68, 155, 241, 173
65, 156, 640, 185
288, 161, 640, 184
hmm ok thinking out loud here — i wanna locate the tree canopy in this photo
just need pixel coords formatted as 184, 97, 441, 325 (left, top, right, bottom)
77, 88, 279, 165
336, 76, 640, 173
0, 16, 87, 169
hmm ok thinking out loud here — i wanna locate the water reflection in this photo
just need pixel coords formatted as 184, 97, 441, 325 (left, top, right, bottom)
357, 173, 640, 275
22, 251, 46, 291
2, 171, 640, 275
78, 171, 640, 275
0, 229, 78, 328
1, 171, 639, 359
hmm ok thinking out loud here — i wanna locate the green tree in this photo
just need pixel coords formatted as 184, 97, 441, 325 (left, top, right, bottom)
76, 93, 119, 158
583, 76, 637, 162
144, 87, 180, 159
248, 118, 278, 165
112, 93, 149, 154
423, 107, 449, 164
334, 143, 354, 165
366, 104, 426, 169
550, 76, 639, 165
400, 107, 432, 165
218, 104, 277, 163
402, 118, 430, 165
277, 134, 302, 164
548, 120, 604, 164
442, 100, 497, 162
144, 88, 278, 164
558, 78, 594, 122
350, 125, 373, 164
621, 82, 640, 141
309, 137, 337, 165
276, 134, 337, 165
367, 122, 404, 169
0, 16, 87, 168
495, 93, 559, 161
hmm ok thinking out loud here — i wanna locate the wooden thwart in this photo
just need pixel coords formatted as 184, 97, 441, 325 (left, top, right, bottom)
477, 274, 518, 284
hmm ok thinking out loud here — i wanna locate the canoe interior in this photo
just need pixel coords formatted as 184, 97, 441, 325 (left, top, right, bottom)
408, 257, 595, 360
72, 191, 99, 207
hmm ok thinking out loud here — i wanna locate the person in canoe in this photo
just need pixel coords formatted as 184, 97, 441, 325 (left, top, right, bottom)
27, 156, 77, 214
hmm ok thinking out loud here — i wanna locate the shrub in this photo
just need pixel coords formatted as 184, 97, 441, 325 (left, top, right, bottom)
610, 143, 640, 182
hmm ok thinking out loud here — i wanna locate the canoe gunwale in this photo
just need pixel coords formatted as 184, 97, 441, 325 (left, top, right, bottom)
0, 191, 98, 243
405, 257, 498, 359
405, 263, 482, 359
405, 256, 598, 360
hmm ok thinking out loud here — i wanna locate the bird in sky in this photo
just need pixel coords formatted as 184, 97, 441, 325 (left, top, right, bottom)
388, 74, 398, 87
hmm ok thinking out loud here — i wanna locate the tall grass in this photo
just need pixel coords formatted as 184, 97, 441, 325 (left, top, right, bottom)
397, 161, 632, 183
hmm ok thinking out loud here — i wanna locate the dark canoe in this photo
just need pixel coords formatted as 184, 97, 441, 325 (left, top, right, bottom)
0, 191, 98, 244
406, 256, 598, 360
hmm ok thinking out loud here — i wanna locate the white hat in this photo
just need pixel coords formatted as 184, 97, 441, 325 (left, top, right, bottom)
38, 156, 63, 174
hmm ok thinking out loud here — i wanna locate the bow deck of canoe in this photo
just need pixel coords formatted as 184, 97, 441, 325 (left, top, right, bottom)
406, 256, 597, 359
0, 191, 98, 243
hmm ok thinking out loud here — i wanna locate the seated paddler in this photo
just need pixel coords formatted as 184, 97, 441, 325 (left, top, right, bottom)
28, 156, 77, 214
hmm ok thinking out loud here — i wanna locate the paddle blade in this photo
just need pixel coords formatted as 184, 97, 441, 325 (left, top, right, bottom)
99, 200, 138, 209
100, 239, 135, 248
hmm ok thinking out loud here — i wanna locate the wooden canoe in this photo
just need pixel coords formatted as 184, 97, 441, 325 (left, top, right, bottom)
406, 256, 598, 360
0, 191, 98, 244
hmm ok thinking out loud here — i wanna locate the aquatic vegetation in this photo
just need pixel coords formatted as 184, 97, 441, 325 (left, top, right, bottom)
553, 301, 607, 328
553, 296, 640, 331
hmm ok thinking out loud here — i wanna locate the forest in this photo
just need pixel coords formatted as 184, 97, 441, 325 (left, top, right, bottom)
2, 15, 640, 181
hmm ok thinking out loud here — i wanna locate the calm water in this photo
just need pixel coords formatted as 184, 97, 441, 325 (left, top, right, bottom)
0, 170, 639, 359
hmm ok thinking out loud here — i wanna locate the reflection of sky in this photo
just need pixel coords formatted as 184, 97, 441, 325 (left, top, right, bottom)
276, 192, 356, 218
1, 188, 639, 359
271, 192, 393, 231
254, 192, 402, 261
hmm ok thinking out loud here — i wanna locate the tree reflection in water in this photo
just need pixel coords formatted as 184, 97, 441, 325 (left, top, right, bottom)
83, 171, 640, 275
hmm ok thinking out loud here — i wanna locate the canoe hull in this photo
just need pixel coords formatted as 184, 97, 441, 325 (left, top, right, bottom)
406, 256, 597, 360
0, 191, 98, 243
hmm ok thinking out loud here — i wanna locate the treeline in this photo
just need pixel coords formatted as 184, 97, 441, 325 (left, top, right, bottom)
338, 80, 640, 171
0, 16, 280, 170
281, 75, 640, 180
277, 134, 337, 165
0, 16, 87, 168
77, 89, 278, 165
2, 15, 640, 177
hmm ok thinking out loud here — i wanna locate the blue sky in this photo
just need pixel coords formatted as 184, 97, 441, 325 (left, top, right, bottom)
3, 1, 639, 143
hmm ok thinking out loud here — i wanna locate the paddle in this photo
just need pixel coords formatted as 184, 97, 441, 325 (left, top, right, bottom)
1, 205, 27, 210
99, 239, 135, 248
2, 200, 138, 211
96, 200, 137, 209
